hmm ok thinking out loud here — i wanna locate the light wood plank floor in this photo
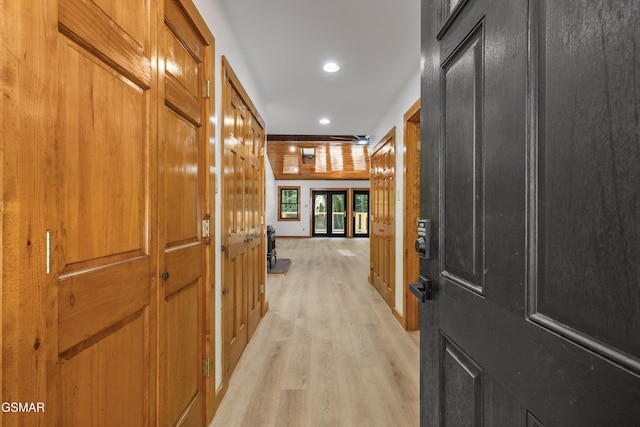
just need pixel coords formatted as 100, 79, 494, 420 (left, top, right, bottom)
210, 238, 419, 427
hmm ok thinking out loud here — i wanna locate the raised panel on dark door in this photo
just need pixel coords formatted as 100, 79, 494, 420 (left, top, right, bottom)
420, 0, 640, 426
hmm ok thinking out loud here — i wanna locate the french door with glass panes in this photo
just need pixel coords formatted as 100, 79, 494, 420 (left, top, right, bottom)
312, 190, 347, 237
352, 190, 369, 237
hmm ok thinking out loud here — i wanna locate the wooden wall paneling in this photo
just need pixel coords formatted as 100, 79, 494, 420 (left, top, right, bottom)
370, 128, 396, 310
2, 0, 58, 425
55, 0, 158, 425
403, 100, 421, 331
266, 141, 370, 180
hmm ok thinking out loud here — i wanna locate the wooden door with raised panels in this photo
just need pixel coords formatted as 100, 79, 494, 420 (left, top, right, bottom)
221, 58, 266, 382
420, 0, 640, 425
56, 0, 158, 424
159, 0, 213, 425
246, 118, 264, 340
370, 129, 396, 309
222, 67, 250, 378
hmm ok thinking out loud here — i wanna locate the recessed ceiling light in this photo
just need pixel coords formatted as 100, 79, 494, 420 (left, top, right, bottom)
319, 118, 330, 125
323, 62, 340, 73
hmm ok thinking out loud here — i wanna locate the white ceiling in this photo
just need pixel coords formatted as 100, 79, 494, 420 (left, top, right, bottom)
219, 0, 421, 136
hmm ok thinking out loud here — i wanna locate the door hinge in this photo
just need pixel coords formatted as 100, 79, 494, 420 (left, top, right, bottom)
202, 219, 210, 238
203, 358, 210, 377
202, 218, 211, 239
260, 215, 264, 225
203, 80, 211, 98
46, 230, 52, 274
260, 284, 265, 294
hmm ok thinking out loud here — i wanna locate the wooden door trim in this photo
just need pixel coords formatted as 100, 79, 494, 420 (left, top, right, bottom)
403, 99, 420, 331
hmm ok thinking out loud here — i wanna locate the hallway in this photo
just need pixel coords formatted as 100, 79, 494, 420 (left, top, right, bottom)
211, 238, 419, 427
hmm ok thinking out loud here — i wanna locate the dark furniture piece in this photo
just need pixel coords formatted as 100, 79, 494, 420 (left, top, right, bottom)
266, 225, 276, 268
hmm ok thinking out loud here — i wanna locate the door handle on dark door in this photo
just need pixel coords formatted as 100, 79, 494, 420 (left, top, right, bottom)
409, 275, 432, 302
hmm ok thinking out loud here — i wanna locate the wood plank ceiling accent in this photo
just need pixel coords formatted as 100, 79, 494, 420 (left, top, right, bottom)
266, 137, 370, 180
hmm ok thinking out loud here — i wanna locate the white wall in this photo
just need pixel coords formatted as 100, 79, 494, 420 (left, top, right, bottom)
369, 68, 420, 317
271, 180, 370, 236
265, 153, 278, 226
193, 0, 266, 391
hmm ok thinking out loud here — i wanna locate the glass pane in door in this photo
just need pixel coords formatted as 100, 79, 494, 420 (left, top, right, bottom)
354, 192, 369, 236
314, 194, 328, 234
331, 193, 346, 235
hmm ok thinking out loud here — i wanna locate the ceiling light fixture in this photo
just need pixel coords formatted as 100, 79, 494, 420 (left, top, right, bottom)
319, 118, 330, 125
323, 62, 340, 73
357, 136, 369, 145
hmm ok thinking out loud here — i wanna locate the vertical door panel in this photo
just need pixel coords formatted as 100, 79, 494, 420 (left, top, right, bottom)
160, 1, 208, 425
442, 24, 484, 293
421, 0, 640, 426
331, 193, 347, 236
56, 0, 155, 423
531, 0, 640, 366
353, 191, 369, 237
247, 119, 264, 338
370, 132, 396, 308
313, 193, 329, 235
222, 59, 266, 382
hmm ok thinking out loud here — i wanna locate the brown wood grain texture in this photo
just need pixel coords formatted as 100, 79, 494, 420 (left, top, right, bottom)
2, 0, 216, 425
220, 56, 266, 411
370, 128, 397, 310
267, 141, 370, 180
2, 0, 58, 424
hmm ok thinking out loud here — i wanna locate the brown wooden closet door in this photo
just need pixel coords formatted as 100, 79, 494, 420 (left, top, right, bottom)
370, 131, 396, 308
159, 0, 209, 425
56, 0, 157, 424
222, 80, 250, 377
246, 119, 264, 340
221, 59, 266, 380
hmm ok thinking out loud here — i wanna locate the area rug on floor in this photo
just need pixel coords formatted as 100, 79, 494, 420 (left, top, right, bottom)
267, 258, 291, 275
